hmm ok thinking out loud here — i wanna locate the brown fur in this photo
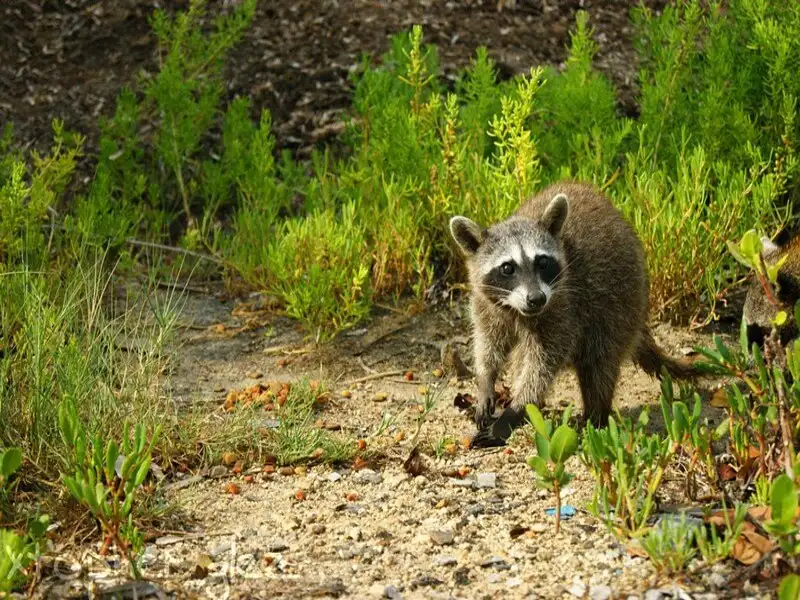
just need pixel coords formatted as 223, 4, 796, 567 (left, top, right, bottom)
457, 182, 696, 444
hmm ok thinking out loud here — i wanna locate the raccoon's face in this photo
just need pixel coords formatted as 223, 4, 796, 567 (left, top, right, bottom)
450, 193, 568, 317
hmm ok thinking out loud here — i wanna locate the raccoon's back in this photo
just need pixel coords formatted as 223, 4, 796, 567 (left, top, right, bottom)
517, 182, 648, 320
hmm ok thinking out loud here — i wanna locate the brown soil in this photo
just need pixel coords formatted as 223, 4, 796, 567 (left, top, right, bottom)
3, 0, 666, 160
37, 289, 765, 600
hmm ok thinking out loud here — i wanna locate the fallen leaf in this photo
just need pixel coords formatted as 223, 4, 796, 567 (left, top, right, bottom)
294, 489, 306, 501
341, 389, 352, 399
403, 446, 425, 476
294, 465, 307, 476
352, 456, 369, 471
311, 448, 325, 460
346, 492, 359, 502
394, 431, 406, 443
278, 466, 294, 476
357, 439, 367, 451
222, 452, 238, 466
244, 475, 254, 483
444, 443, 457, 455
710, 387, 730, 408
432, 368, 444, 378
225, 483, 240, 495
232, 461, 243, 475
263, 465, 276, 474
732, 530, 774, 565
404, 371, 414, 381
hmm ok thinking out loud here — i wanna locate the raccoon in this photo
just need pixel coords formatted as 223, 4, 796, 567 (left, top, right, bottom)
743, 233, 800, 347
449, 182, 697, 447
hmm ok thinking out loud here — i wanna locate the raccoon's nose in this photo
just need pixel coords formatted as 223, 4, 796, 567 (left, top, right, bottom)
526, 291, 546, 309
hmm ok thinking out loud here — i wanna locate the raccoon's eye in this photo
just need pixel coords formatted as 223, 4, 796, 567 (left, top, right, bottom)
499, 262, 515, 276
536, 255, 559, 283
535, 256, 551, 270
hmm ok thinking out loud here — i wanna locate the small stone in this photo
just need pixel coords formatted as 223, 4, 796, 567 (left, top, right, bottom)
480, 556, 510, 570
162, 475, 204, 492
487, 573, 502, 584
329, 472, 342, 482
140, 545, 158, 567
707, 572, 726, 589
590, 585, 613, 600
267, 540, 289, 553
154, 535, 182, 547
568, 579, 587, 597
210, 542, 232, 559
278, 466, 294, 476
529, 523, 548, 533
354, 469, 383, 485
429, 529, 454, 546
384, 585, 403, 599
507, 577, 523, 588
465, 503, 485, 516
449, 478, 474, 488
476, 473, 497, 489
434, 555, 458, 566
208, 465, 228, 479
247, 371, 263, 379
294, 465, 307, 476
311, 524, 326, 535
347, 527, 363, 542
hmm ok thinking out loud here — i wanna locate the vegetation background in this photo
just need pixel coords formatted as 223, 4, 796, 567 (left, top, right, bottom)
1, 0, 800, 597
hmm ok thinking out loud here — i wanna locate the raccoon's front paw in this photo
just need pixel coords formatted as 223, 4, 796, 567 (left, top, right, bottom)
473, 393, 496, 430
471, 406, 526, 448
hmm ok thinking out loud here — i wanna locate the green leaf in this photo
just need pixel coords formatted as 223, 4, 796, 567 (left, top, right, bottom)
714, 417, 730, 441
526, 404, 548, 438
0, 447, 22, 479
795, 300, 800, 331
778, 574, 800, 600
95, 482, 107, 512
767, 254, 788, 283
774, 311, 788, 327
727, 239, 752, 268
135, 424, 146, 454
63, 476, 83, 502
104, 440, 119, 485
714, 335, 733, 364
770, 474, 798, 526
739, 317, 750, 358
134, 458, 151, 487
535, 433, 550, 462
740, 230, 761, 262
527, 455, 551, 479
550, 425, 578, 463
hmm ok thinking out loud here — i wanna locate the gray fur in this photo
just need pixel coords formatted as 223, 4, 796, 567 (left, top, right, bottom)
743, 234, 800, 346
450, 182, 696, 446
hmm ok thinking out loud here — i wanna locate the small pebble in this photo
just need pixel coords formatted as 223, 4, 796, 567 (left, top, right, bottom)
354, 469, 383, 485
568, 579, 587, 597
384, 585, 403, 599
476, 473, 497, 489
429, 529, 454, 546
311, 524, 326, 535
208, 465, 228, 479
590, 585, 613, 600
434, 555, 458, 566
507, 577, 522, 588
329, 472, 342, 482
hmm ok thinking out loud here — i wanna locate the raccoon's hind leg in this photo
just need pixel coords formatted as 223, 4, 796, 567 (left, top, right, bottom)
575, 355, 622, 428
472, 337, 557, 447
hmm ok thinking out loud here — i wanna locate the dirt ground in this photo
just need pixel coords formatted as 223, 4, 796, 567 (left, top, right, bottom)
37, 289, 771, 600
3, 0, 666, 161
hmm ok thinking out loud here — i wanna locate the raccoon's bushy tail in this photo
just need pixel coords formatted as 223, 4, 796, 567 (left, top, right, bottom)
634, 327, 698, 380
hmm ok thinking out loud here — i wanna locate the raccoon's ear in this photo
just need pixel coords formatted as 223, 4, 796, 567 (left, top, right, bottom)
542, 193, 569, 236
449, 216, 485, 255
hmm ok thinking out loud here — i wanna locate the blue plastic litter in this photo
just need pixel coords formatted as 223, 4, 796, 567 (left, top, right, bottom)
545, 505, 576, 519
